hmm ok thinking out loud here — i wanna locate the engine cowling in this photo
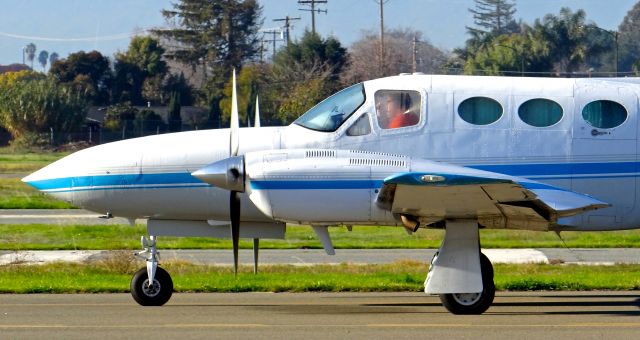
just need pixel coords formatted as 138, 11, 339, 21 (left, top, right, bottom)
243, 149, 410, 224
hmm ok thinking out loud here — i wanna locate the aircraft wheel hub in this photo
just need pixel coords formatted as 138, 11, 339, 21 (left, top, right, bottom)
141, 279, 161, 297
451, 292, 482, 306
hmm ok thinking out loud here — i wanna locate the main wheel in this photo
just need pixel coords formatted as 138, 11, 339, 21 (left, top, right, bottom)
439, 252, 495, 314
130, 266, 173, 306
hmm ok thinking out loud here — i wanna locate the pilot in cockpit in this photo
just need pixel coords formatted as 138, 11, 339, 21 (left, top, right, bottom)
378, 92, 419, 129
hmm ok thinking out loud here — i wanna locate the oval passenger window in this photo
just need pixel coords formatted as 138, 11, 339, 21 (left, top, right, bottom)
582, 100, 627, 129
518, 98, 563, 127
458, 97, 503, 125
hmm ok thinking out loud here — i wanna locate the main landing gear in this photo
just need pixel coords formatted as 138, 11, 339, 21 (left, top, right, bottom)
131, 235, 173, 306
424, 220, 495, 314
439, 252, 494, 314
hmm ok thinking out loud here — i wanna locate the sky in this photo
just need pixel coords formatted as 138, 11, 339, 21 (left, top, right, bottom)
0, 0, 637, 68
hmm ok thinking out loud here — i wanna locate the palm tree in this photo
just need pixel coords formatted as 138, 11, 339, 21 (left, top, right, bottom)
25, 43, 36, 69
38, 50, 49, 71
49, 52, 60, 67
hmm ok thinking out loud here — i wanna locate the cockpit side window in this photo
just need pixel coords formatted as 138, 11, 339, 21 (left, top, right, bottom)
346, 114, 372, 136
375, 90, 421, 129
294, 83, 365, 132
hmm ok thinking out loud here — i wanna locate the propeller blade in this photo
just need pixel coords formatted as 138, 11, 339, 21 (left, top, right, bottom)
230, 69, 240, 156
253, 238, 259, 275
254, 95, 261, 128
230, 190, 240, 276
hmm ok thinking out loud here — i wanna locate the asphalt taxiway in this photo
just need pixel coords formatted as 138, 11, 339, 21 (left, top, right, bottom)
0, 292, 639, 339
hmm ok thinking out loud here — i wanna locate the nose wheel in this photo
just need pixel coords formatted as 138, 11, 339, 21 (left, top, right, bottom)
131, 235, 173, 306
131, 266, 173, 306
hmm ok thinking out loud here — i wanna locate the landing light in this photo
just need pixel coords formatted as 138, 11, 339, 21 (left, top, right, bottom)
420, 175, 445, 183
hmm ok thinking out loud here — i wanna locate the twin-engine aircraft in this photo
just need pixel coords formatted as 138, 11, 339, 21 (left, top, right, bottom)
24, 71, 638, 314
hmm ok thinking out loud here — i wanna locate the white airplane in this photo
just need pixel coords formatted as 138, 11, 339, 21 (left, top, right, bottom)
23, 71, 639, 314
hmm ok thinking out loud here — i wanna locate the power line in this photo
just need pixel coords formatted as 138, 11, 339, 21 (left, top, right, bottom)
273, 16, 301, 47
0, 30, 147, 42
297, 0, 328, 35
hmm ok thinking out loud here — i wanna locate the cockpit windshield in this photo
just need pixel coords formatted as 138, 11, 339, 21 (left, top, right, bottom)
294, 83, 365, 132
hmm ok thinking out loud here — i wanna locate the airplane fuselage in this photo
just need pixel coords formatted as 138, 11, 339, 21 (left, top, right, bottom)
25, 74, 640, 231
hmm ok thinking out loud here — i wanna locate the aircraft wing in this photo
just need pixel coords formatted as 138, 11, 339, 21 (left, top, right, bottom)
376, 169, 609, 231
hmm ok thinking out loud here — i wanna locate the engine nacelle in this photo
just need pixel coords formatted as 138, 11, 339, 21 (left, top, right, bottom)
244, 149, 411, 224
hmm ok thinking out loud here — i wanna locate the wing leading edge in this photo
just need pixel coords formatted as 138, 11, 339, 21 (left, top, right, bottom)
377, 170, 609, 231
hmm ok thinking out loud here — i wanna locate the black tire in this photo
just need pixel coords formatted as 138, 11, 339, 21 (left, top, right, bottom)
480, 252, 494, 279
130, 266, 173, 306
439, 252, 495, 314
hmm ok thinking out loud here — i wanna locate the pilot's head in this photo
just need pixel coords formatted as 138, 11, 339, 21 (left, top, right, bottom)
386, 92, 412, 118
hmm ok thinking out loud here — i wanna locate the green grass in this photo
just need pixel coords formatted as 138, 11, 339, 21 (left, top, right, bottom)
0, 148, 74, 208
0, 178, 76, 209
0, 261, 639, 293
1, 224, 640, 250
0, 148, 67, 174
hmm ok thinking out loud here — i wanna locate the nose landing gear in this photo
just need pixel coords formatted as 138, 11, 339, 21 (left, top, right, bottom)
131, 236, 173, 306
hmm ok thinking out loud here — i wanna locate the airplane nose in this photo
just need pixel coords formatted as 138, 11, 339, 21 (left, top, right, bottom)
192, 156, 245, 192
22, 159, 70, 192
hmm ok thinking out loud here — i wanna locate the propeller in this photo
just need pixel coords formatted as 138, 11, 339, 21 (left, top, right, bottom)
229, 69, 241, 276
193, 69, 257, 276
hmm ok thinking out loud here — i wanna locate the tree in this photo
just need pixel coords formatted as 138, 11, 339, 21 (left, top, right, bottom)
49, 50, 113, 105
0, 70, 44, 89
218, 65, 271, 126
38, 50, 49, 71
0, 78, 88, 146
462, 30, 552, 76
274, 31, 347, 85
533, 7, 605, 74
135, 109, 166, 136
104, 104, 138, 136
167, 92, 182, 132
343, 28, 447, 82
25, 43, 36, 69
618, 2, 640, 73
468, 0, 518, 36
49, 52, 59, 66
114, 36, 168, 105
153, 0, 262, 102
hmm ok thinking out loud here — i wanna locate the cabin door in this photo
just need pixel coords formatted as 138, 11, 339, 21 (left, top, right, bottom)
571, 85, 637, 224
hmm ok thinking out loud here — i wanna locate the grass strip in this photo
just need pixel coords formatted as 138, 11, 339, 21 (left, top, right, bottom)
0, 150, 68, 174
0, 260, 639, 293
0, 178, 76, 209
1, 224, 640, 250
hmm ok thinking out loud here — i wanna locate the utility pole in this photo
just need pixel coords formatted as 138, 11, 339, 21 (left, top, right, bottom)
376, 0, 388, 76
412, 35, 418, 73
262, 29, 283, 60
298, 0, 328, 35
273, 15, 301, 47
259, 39, 267, 63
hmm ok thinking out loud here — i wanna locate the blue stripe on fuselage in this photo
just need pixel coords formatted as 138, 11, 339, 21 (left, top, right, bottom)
27, 172, 202, 191
469, 161, 637, 177
24, 161, 639, 192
